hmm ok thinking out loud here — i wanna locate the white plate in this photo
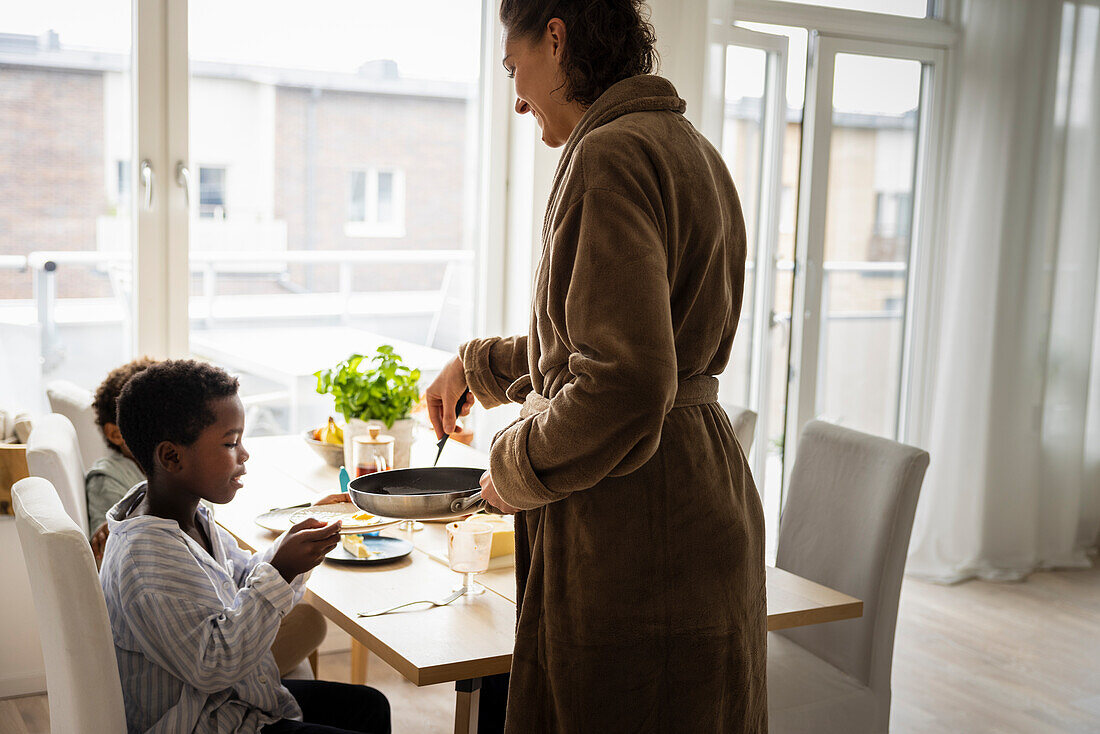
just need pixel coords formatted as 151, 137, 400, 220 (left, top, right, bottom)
254, 502, 400, 535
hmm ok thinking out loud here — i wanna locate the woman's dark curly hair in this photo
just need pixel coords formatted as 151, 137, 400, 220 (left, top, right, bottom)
93, 356, 158, 452
116, 359, 240, 476
500, 0, 659, 107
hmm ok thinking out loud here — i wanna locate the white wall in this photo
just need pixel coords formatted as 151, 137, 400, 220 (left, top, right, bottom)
189, 77, 277, 222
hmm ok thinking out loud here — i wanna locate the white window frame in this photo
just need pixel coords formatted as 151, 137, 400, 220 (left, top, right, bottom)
717, 0, 958, 502
129, 0, 508, 358
133, 0, 189, 359
701, 22, 789, 502
343, 168, 407, 239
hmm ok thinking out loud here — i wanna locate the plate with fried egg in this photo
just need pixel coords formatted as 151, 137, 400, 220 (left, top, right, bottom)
255, 501, 401, 535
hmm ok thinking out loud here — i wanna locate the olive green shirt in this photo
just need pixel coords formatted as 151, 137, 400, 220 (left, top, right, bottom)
85, 451, 145, 534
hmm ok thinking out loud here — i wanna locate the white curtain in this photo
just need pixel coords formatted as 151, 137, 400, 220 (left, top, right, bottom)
908, 0, 1100, 582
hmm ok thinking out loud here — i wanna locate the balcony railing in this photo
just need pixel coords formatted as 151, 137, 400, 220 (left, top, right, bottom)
0, 249, 475, 373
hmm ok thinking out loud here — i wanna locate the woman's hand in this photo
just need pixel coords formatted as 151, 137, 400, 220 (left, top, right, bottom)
426, 356, 474, 439
480, 470, 520, 515
312, 493, 349, 506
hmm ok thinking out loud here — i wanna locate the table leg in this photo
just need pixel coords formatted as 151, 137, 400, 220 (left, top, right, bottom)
454, 677, 482, 734
350, 640, 369, 685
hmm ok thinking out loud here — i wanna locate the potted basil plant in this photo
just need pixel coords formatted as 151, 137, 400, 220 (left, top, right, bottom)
313, 345, 421, 470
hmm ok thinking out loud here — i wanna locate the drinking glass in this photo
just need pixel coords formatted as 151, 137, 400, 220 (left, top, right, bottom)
446, 521, 493, 596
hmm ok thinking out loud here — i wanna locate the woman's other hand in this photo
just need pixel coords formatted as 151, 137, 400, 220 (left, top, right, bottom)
426, 356, 474, 439
90, 522, 109, 567
480, 470, 520, 515
312, 493, 349, 506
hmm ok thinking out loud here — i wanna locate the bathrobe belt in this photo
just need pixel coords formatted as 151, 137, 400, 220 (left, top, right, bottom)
512, 374, 720, 419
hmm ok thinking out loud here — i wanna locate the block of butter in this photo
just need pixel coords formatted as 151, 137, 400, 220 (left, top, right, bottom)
463, 513, 515, 558
341, 533, 378, 559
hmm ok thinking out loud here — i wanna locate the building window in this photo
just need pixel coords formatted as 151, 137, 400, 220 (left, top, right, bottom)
199, 166, 227, 219
873, 191, 911, 239
116, 160, 131, 208
346, 168, 406, 237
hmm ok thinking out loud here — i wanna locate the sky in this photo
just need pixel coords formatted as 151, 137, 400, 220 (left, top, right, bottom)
3, 0, 484, 82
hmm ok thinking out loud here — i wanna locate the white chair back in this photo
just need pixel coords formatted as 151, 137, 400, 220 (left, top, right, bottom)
46, 380, 108, 470
776, 420, 929, 696
12, 477, 126, 734
720, 403, 758, 454
26, 414, 90, 534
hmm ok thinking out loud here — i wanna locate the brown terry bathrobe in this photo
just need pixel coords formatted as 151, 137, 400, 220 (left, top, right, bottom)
459, 75, 767, 733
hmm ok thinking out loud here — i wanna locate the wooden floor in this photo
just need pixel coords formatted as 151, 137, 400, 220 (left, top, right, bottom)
3, 566, 1098, 733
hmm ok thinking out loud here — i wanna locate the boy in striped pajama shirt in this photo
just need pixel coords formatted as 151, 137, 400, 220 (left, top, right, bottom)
100, 359, 391, 734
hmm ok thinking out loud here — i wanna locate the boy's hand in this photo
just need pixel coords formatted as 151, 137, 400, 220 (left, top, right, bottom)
270, 518, 342, 583
90, 522, 110, 567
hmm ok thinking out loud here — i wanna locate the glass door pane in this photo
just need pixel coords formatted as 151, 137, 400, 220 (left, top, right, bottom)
818, 53, 922, 438
0, 4, 135, 411
720, 44, 768, 408
186, 0, 485, 436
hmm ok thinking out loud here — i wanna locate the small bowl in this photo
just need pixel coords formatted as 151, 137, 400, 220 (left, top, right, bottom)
303, 428, 343, 468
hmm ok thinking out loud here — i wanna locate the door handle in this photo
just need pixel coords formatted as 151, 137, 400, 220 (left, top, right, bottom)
140, 159, 154, 210
175, 161, 192, 209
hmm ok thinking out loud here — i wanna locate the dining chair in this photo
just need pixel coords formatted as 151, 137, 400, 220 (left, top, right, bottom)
46, 379, 108, 470
768, 420, 929, 734
12, 477, 127, 734
26, 413, 90, 535
720, 402, 758, 454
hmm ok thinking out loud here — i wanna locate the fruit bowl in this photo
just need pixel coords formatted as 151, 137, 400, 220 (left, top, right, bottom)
303, 428, 343, 468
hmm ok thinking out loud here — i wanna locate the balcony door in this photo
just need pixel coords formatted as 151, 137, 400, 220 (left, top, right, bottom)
785, 35, 946, 484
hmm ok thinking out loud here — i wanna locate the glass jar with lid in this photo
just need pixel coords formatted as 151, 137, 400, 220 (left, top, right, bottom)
352, 426, 394, 477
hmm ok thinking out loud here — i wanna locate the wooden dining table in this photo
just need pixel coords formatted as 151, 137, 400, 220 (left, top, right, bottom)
216, 431, 862, 734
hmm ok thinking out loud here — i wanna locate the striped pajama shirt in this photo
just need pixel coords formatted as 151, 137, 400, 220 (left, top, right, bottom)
100, 483, 307, 733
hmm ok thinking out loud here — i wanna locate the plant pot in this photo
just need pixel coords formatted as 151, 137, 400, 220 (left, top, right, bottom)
342, 417, 416, 470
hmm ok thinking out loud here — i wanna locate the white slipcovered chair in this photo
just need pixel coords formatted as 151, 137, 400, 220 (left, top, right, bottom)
720, 402, 758, 454
768, 420, 930, 733
46, 379, 108, 470
12, 477, 126, 733
26, 413, 90, 535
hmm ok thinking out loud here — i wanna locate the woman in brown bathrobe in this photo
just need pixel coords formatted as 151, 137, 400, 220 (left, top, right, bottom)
427, 2, 767, 732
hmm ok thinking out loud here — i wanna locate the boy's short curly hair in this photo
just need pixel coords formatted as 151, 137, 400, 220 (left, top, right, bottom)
116, 359, 240, 477
500, 0, 658, 107
93, 357, 159, 453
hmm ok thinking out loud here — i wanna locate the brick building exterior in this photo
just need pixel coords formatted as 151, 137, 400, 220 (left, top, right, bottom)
0, 33, 474, 302
0, 65, 109, 300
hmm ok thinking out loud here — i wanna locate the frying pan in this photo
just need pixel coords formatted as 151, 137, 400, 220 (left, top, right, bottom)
348, 466, 489, 520
348, 388, 492, 520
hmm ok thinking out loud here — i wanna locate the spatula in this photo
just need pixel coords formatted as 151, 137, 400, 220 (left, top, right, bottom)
433, 387, 471, 467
